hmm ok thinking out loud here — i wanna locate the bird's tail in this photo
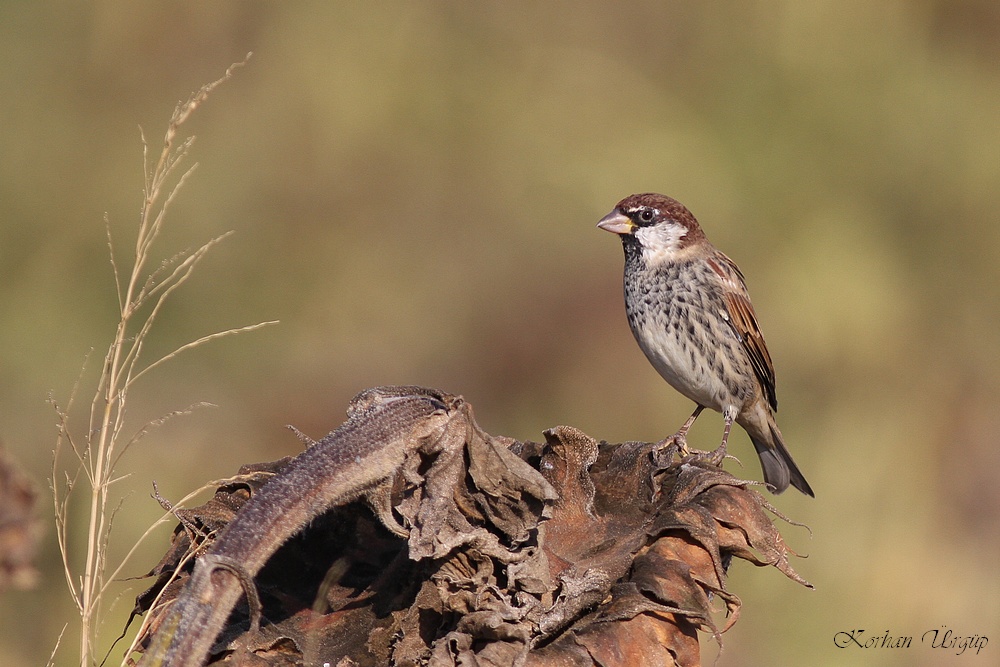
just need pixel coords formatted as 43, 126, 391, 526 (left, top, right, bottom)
751, 420, 814, 497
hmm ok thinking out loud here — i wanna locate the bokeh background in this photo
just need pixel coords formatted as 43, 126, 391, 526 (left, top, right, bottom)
2, 2, 998, 665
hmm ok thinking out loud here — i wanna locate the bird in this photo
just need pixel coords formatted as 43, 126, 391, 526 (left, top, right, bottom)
597, 193, 813, 496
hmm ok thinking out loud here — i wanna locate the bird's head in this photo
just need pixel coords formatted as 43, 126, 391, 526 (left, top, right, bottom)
597, 193, 707, 264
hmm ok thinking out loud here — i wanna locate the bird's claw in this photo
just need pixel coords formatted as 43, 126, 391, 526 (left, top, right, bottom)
654, 432, 690, 459
654, 432, 736, 471
706, 443, 727, 466
679, 442, 727, 465
665, 440, 732, 467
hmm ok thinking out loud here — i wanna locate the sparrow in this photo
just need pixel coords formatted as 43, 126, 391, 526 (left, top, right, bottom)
598, 193, 813, 496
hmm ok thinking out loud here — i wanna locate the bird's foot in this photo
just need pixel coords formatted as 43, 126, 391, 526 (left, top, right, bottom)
654, 431, 690, 459
660, 438, 732, 467
682, 443, 737, 469
654, 433, 737, 470
706, 442, 727, 466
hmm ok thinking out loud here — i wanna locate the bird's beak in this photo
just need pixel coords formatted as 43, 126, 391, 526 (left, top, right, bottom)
597, 209, 635, 235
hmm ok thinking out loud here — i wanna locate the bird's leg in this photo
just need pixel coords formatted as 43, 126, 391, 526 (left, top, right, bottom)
708, 409, 735, 466
656, 405, 704, 456
674, 405, 704, 455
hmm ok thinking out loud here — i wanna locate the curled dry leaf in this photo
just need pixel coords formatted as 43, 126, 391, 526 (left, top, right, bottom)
131, 387, 810, 667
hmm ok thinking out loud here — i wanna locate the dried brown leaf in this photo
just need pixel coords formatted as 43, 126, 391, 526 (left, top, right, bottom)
132, 387, 811, 667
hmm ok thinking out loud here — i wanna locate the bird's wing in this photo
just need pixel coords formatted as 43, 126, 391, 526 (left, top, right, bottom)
707, 254, 778, 412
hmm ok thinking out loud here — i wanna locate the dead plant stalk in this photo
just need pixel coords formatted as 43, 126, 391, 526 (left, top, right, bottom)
49, 58, 268, 667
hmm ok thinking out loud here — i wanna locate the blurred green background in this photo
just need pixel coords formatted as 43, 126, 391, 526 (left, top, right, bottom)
1, 2, 998, 665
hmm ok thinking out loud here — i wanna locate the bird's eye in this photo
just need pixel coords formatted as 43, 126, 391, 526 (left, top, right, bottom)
638, 209, 655, 223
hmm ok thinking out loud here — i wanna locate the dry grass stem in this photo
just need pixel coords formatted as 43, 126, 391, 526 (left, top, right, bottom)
48, 56, 267, 667
45, 625, 69, 667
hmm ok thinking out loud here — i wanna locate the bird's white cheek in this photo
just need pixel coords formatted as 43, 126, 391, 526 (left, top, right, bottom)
636, 223, 687, 265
